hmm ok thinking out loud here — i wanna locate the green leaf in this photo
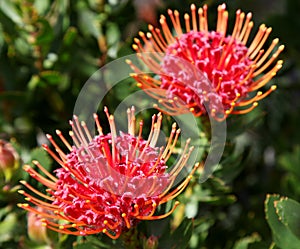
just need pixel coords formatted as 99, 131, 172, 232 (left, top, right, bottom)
28, 147, 52, 172
34, 0, 50, 15
0, 1, 23, 25
73, 241, 98, 249
78, 8, 101, 38
106, 22, 120, 47
159, 218, 193, 249
40, 71, 62, 86
63, 27, 78, 47
233, 233, 261, 249
0, 213, 18, 243
35, 19, 54, 45
265, 194, 300, 249
275, 197, 300, 239
279, 146, 300, 179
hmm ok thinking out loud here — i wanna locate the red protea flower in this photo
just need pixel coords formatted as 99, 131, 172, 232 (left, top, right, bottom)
127, 3, 284, 120
18, 107, 198, 239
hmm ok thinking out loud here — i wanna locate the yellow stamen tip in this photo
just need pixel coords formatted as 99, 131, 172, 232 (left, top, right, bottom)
59, 225, 65, 230
271, 85, 277, 90
122, 213, 126, 218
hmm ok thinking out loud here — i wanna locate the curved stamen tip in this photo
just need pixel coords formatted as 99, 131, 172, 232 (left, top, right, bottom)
253, 102, 258, 107
23, 165, 31, 171
46, 134, 52, 139
42, 144, 48, 149
18, 190, 25, 194
271, 85, 277, 90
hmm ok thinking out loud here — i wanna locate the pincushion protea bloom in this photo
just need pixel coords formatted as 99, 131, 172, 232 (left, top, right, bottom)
127, 3, 284, 120
18, 107, 198, 239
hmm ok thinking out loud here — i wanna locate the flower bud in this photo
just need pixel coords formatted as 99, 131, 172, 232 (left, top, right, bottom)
27, 208, 50, 244
143, 235, 159, 249
0, 140, 19, 182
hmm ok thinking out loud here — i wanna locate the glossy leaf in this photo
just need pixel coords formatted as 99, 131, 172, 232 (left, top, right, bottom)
275, 197, 300, 239
265, 194, 300, 249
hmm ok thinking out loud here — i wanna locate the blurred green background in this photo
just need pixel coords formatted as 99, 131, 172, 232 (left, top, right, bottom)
0, 0, 300, 248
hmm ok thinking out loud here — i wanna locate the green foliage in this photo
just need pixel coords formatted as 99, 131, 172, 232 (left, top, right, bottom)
158, 218, 193, 249
265, 195, 300, 249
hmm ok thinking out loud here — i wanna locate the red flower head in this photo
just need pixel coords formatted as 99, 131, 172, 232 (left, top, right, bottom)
18, 107, 198, 239
127, 3, 284, 120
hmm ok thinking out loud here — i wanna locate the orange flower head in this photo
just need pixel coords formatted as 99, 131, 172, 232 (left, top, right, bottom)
127, 3, 284, 120
18, 107, 198, 239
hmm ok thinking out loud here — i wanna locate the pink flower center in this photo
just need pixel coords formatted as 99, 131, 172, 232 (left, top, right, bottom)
161, 31, 254, 114
53, 132, 171, 234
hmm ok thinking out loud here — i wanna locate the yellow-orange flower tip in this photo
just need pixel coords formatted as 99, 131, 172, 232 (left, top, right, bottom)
129, 3, 284, 119
18, 190, 25, 195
